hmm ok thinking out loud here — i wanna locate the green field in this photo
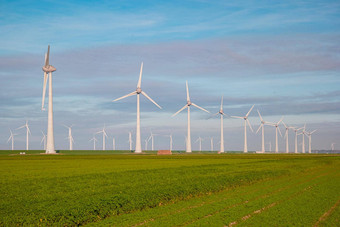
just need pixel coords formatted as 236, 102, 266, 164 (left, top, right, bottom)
0, 151, 339, 226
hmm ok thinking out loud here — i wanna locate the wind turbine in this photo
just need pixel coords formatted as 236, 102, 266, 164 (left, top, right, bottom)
96, 126, 108, 150
172, 81, 210, 153
256, 110, 271, 153
267, 117, 283, 153
41, 131, 47, 150
210, 137, 214, 152
148, 131, 157, 151
195, 136, 203, 152
112, 137, 116, 150
331, 143, 336, 151
41, 45, 56, 154
113, 62, 162, 153
7, 129, 17, 151
128, 132, 133, 151
301, 124, 306, 153
89, 136, 97, 150
305, 130, 316, 153
231, 105, 255, 153
214, 96, 226, 153
64, 125, 74, 150
267, 141, 272, 152
168, 134, 173, 151
293, 127, 303, 153
282, 122, 295, 153
144, 139, 148, 150
17, 121, 31, 151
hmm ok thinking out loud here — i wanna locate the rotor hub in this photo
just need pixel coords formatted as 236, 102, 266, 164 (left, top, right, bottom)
136, 88, 142, 94
42, 65, 56, 73
187, 101, 192, 106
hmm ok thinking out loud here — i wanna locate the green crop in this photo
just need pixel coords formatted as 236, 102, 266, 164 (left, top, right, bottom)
0, 152, 338, 226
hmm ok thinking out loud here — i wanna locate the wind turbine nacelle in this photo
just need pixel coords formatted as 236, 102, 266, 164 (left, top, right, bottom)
187, 101, 192, 106
42, 65, 56, 73
136, 88, 142, 94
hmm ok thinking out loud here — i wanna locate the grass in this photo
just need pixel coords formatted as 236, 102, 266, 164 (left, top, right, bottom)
0, 151, 339, 226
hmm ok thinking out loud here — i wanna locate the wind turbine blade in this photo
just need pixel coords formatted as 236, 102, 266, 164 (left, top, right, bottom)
214, 112, 220, 116
113, 91, 137, 102
46, 45, 50, 66
278, 127, 282, 137
42, 72, 48, 110
27, 127, 31, 135
257, 109, 263, 121
230, 116, 243, 119
7, 136, 12, 143
278, 117, 284, 125
191, 103, 210, 113
137, 62, 143, 88
282, 121, 287, 128
220, 95, 223, 110
172, 105, 188, 117
310, 130, 317, 134
141, 91, 162, 109
256, 124, 263, 134
246, 104, 255, 117
247, 119, 254, 132
16, 125, 25, 130
186, 81, 190, 102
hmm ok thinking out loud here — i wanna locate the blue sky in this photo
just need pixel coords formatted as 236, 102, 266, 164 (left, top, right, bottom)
0, 0, 339, 151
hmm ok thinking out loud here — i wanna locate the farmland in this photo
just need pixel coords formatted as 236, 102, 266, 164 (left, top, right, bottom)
0, 152, 339, 226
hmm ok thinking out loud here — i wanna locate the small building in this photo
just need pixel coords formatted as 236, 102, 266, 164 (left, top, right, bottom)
157, 150, 172, 155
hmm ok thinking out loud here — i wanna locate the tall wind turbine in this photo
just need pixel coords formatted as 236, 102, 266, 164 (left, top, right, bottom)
64, 125, 74, 150
7, 129, 17, 151
17, 121, 31, 151
231, 105, 255, 153
306, 130, 316, 153
128, 132, 133, 151
89, 136, 97, 150
282, 122, 295, 153
113, 62, 162, 153
214, 96, 226, 153
96, 126, 108, 150
41, 131, 47, 150
112, 137, 116, 150
331, 143, 336, 151
148, 131, 157, 151
301, 124, 306, 153
195, 136, 203, 152
42, 45, 56, 154
293, 127, 303, 153
267, 117, 283, 153
256, 110, 271, 153
172, 81, 210, 153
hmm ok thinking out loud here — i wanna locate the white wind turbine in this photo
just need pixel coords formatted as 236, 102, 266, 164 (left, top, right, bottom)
89, 136, 97, 150
128, 132, 133, 151
293, 127, 303, 153
231, 105, 255, 153
301, 124, 306, 153
267, 141, 272, 152
144, 138, 148, 150
148, 131, 157, 151
41, 131, 47, 150
168, 134, 173, 151
256, 110, 271, 153
112, 137, 116, 150
305, 130, 317, 153
96, 126, 108, 150
113, 62, 162, 153
214, 96, 226, 153
17, 121, 31, 151
331, 143, 336, 151
41, 45, 56, 154
7, 129, 18, 151
172, 81, 210, 153
210, 137, 214, 152
195, 136, 203, 152
282, 122, 295, 153
267, 117, 283, 153
64, 125, 74, 150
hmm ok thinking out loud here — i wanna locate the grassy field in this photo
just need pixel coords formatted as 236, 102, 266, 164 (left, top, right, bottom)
0, 151, 339, 226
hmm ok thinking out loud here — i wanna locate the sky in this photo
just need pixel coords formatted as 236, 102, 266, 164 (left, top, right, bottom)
0, 0, 339, 151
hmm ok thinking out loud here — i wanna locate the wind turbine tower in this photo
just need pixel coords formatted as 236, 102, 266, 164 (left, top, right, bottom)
89, 136, 97, 150
215, 96, 226, 153
293, 127, 303, 153
195, 136, 203, 151
64, 125, 74, 150
256, 110, 270, 153
112, 137, 116, 150
172, 81, 210, 153
306, 130, 316, 153
267, 117, 283, 153
41, 131, 47, 150
331, 143, 335, 151
128, 132, 133, 151
113, 62, 162, 153
282, 122, 295, 153
96, 126, 108, 150
231, 105, 255, 153
7, 129, 17, 151
17, 121, 31, 151
41, 45, 56, 154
